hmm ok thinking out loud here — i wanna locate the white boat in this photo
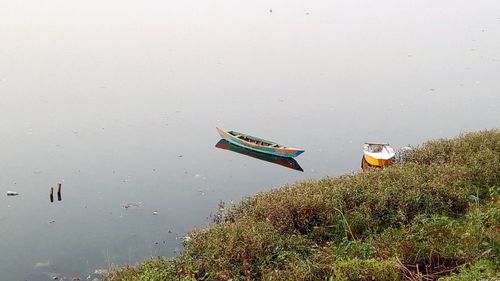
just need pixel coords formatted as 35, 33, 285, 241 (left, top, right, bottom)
362, 142, 395, 170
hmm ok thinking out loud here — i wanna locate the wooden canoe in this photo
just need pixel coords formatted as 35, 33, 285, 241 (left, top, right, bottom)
215, 139, 303, 171
216, 127, 305, 158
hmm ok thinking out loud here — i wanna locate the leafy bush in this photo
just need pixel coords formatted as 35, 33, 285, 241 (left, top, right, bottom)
439, 260, 500, 281
105, 259, 178, 281
399, 215, 490, 269
180, 218, 311, 280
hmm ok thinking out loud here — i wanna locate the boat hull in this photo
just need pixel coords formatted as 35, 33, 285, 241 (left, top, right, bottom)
362, 142, 396, 170
217, 127, 304, 158
215, 139, 303, 171
363, 154, 394, 167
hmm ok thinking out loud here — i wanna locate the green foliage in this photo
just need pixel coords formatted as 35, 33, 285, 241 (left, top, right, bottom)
106, 129, 500, 281
439, 260, 500, 281
399, 215, 491, 268
260, 254, 401, 280
179, 218, 311, 280
403, 130, 500, 166
404, 130, 500, 200
328, 258, 400, 281
329, 238, 376, 260
228, 160, 473, 242
105, 258, 178, 281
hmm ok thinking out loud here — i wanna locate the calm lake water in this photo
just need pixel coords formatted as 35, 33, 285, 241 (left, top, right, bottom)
1, 1, 499, 280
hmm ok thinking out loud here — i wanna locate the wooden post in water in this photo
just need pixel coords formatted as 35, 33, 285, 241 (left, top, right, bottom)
57, 183, 62, 201
50, 187, 54, 203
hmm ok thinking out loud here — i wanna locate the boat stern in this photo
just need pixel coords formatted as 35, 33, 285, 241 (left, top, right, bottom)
363, 153, 395, 167
294, 149, 305, 157
362, 142, 395, 168
273, 147, 305, 158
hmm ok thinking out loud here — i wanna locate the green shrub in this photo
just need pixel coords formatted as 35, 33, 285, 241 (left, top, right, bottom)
439, 259, 500, 281
403, 130, 500, 167
328, 258, 400, 281
181, 218, 311, 280
105, 258, 178, 281
329, 238, 376, 260
399, 216, 488, 268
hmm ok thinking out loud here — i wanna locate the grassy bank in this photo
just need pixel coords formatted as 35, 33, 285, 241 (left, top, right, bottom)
106, 130, 500, 281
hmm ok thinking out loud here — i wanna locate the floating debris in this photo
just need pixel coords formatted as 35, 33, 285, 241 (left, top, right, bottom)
7, 191, 19, 196
34, 260, 51, 268
39, 272, 63, 280
152, 210, 159, 215
122, 202, 141, 209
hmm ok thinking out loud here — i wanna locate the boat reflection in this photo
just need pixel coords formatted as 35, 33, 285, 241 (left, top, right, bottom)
215, 139, 304, 172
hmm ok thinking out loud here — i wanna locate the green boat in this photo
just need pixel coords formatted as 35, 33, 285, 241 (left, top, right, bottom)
216, 127, 305, 158
215, 139, 304, 172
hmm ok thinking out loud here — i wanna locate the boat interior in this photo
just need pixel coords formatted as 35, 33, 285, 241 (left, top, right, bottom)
229, 131, 281, 148
364, 143, 394, 154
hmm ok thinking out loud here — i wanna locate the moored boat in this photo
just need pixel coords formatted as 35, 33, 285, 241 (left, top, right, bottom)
361, 142, 395, 170
216, 127, 305, 158
215, 139, 304, 171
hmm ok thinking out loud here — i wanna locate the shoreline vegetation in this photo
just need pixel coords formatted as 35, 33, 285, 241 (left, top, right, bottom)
105, 130, 499, 281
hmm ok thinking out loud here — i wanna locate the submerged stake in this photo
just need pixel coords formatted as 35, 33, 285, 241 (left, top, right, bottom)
57, 183, 62, 201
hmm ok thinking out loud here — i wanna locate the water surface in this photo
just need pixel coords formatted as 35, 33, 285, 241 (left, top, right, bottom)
1, 1, 499, 280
